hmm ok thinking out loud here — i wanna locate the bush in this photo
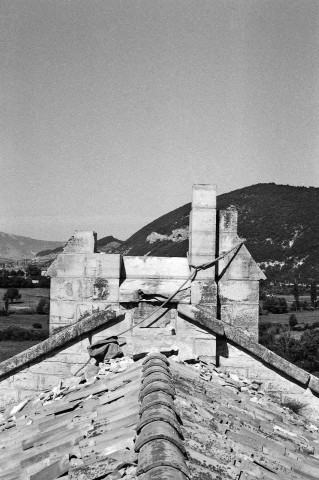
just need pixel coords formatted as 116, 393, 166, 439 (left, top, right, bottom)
36, 298, 50, 314
263, 296, 288, 314
0, 325, 47, 341
289, 314, 298, 329
281, 399, 308, 415
32, 322, 42, 329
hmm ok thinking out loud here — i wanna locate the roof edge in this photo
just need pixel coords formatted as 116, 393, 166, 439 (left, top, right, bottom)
178, 304, 319, 396
0, 305, 123, 379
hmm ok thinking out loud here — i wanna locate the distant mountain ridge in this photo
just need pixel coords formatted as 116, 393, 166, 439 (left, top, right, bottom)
34, 235, 123, 263
3, 183, 319, 282
115, 183, 319, 282
0, 232, 64, 261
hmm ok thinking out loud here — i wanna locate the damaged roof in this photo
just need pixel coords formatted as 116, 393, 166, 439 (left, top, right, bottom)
1, 353, 319, 480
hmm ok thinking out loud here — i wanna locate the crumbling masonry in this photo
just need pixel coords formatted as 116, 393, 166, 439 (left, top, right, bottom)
1, 184, 319, 418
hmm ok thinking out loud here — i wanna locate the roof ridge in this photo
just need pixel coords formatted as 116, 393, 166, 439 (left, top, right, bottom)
135, 353, 191, 479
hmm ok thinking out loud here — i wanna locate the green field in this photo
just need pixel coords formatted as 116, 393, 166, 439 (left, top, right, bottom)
0, 341, 42, 363
0, 287, 49, 310
0, 288, 50, 362
0, 313, 49, 333
260, 310, 319, 326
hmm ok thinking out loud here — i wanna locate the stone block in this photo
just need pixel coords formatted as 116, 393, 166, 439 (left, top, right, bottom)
309, 375, 319, 395
57, 353, 89, 365
219, 246, 266, 282
90, 314, 132, 340
218, 232, 241, 253
29, 361, 72, 376
119, 278, 190, 303
219, 207, 238, 233
17, 389, 40, 402
189, 230, 216, 256
122, 256, 190, 279
38, 373, 69, 390
10, 371, 39, 391
176, 314, 193, 333
194, 338, 216, 357
50, 300, 76, 319
63, 231, 96, 254
191, 279, 217, 305
219, 251, 253, 280
189, 208, 216, 234
52, 277, 119, 304
85, 254, 121, 278
124, 335, 180, 358
218, 280, 259, 303
133, 303, 173, 328
52, 255, 86, 278
0, 389, 19, 407
192, 184, 217, 209
220, 303, 259, 339
261, 379, 306, 395
57, 339, 90, 356
189, 254, 215, 279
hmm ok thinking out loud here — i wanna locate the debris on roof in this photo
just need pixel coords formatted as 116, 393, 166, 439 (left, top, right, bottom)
171, 358, 319, 480
1, 353, 319, 480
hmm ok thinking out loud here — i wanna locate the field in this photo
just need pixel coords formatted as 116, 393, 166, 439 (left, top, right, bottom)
0, 287, 50, 310
0, 341, 41, 363
259, 310, 319, 326
0, 288, 50, 362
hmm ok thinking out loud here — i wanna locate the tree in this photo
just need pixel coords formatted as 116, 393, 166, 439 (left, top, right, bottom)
26, 264, 41, 278
263, 296, 288, 314
36, 297, 50, 314
289, 314, 298, 329
292, 281, 300, 310
311, 281, 317, 309
3, 288, 21, 303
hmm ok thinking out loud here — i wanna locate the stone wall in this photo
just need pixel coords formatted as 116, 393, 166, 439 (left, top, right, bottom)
218, 342, 319, 419
218, 207, 266, 340
0, 306, 215, 409
3, 183, 305, 413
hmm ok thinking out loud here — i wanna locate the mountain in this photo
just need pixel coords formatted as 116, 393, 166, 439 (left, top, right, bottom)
0, 232, 65, 261
13, 183, 319, 282
96, 235, 123, 253
33, 236, 123, 264
116, 183, 319, 282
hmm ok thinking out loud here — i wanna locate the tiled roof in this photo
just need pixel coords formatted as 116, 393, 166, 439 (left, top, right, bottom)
1, 353, 319, 480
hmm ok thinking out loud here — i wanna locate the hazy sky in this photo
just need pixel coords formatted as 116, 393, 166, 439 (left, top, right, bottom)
1, 0, 319, 241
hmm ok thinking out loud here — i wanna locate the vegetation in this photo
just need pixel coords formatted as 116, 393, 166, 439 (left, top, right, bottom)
280, 399, 308, 415
260, 322, 319, 376
262, 296, 288, 314
311, 281, 317, 308
0, 268, 50, 288
289, 314, 298, 328
32, 322, 42, 329
0, 325, 47, 341
36, 297, 50, 314
3, 288, 21, 303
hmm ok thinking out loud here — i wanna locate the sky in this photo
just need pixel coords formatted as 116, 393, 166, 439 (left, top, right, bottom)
1, 0, 319, 241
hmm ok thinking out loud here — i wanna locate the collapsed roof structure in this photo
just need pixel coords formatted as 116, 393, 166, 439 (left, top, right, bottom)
1, 184, 319, 479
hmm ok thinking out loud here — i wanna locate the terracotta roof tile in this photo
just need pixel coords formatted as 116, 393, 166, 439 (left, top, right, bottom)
1, 353, 319, 479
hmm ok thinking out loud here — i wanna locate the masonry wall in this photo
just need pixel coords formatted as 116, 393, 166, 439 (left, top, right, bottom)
218, 207, 266, 340
0, 306, 216, 409
218, 341, 319, 418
